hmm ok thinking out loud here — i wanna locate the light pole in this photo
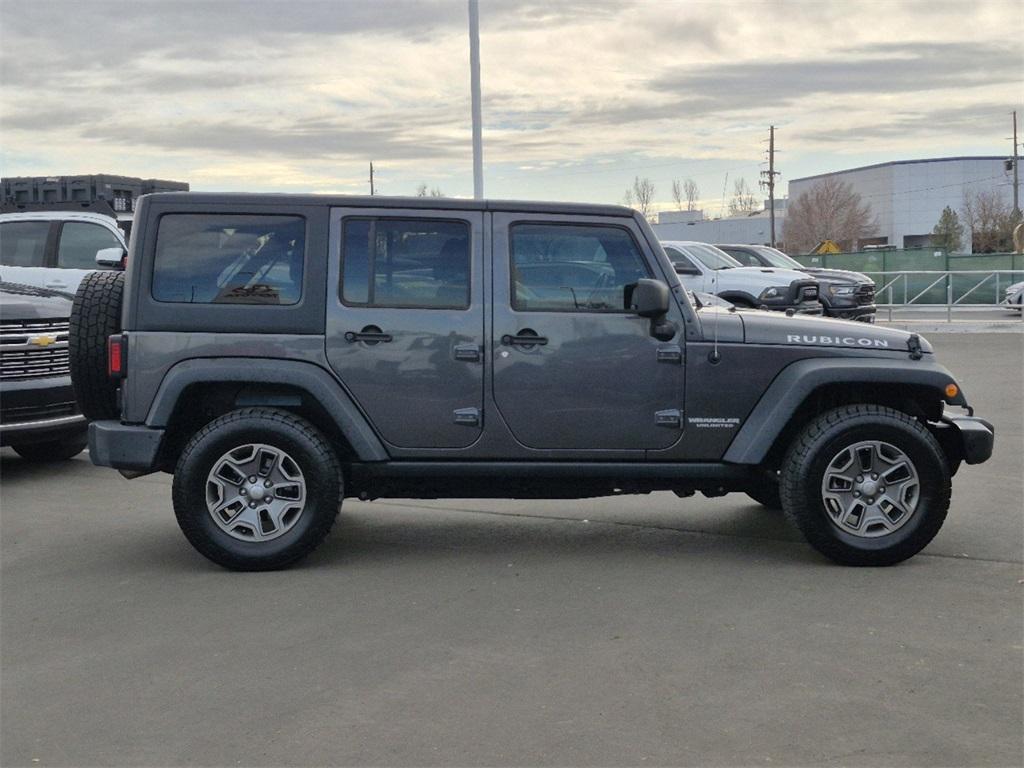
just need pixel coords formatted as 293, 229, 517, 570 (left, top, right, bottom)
468, 0, 483, 200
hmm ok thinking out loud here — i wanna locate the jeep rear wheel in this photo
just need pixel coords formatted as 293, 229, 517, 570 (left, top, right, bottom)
70, 271, 124, 420
779, 404, 951, 566
172, 408, 342, 571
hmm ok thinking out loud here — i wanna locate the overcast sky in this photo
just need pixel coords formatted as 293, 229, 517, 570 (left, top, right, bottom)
1, 0, 1020, 213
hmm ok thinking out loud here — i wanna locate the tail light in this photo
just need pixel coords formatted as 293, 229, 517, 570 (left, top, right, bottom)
107, 334, 127, 379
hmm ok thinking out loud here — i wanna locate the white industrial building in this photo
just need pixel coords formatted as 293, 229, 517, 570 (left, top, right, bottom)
787, 156, 1015, 252
651, 201, 786, 246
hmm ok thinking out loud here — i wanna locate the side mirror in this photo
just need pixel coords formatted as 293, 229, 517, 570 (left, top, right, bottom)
96, 247, 126, 269
673, 262, 700, 276
630, 278, 670, 318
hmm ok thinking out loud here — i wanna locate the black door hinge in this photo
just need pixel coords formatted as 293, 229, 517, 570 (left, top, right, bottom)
453, 408, 481, 426
655, 409, 682, 428
657, 345, 682, 364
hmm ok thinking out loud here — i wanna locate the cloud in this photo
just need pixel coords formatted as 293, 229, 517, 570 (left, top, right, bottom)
1, 0, 1020, 202
646, 42, 1021, 116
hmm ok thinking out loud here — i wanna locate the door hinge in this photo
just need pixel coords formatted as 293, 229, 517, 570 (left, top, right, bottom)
453, 407, 481, 426
454, 343, 481, 362
656, 345, 682, 364
655, 409, 682, 428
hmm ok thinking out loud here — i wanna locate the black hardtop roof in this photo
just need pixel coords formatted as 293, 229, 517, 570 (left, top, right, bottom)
141, 192, 636, 218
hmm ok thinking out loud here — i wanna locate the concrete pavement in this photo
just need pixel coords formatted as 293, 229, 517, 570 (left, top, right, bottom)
1, 333, 1021, 767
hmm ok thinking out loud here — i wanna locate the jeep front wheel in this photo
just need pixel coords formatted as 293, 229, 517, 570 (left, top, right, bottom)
172, 408, 342, 571
779, 404, 951, 566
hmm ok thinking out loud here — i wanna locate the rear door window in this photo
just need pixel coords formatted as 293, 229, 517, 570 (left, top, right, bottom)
341, 218, 470, 309
0, 221, 50, 267
57, 222, 123, 269
152, 214, 305, 304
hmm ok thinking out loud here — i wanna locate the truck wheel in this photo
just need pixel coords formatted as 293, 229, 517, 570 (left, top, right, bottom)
70, 271, 124, 421
780, 405, 951, 566
172, 408, 342, 571
12, 434, 88, 462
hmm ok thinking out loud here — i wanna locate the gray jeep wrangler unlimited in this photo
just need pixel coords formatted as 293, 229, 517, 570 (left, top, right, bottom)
71, 193, 994, 571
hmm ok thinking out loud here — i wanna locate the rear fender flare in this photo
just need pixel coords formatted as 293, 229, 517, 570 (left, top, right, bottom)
145, 358, 388, 461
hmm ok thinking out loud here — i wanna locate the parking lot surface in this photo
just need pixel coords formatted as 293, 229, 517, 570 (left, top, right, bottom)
2, 333, 1021, 767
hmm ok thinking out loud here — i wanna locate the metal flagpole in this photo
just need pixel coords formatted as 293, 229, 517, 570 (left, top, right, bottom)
468, 0, 483, 199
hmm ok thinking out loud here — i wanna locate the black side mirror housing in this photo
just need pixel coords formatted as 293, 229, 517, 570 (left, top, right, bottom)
630, 278, 670, 318
673, 262, 700, 276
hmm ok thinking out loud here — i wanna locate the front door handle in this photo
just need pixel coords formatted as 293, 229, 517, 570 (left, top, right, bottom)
344, 325, 393, 345
501, 329, 548, 348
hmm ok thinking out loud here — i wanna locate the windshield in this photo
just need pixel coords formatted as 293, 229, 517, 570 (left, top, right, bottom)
752, 246, 803, 270
683, 243, 742, 270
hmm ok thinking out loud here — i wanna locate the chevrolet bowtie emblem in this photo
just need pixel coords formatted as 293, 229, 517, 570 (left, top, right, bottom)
29, 334, 57, 347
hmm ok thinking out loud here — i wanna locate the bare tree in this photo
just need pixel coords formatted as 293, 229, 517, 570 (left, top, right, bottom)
671, 178, 700, 212
683, 179, 699, 212
961, 189, 1020, 253
727, 178, 759, 216
624, 176, 656, 220
784, 177, 877, 254
671, 180, 684, 211
416, 184, 445, 197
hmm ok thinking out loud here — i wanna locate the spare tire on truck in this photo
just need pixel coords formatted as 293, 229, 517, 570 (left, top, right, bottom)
70, 271, 124, 421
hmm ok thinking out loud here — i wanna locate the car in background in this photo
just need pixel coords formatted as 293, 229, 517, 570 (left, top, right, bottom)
0, 281, 86, 461
716, 243, 876, 322
661, 240, 822, 314
1002, 280, 1023, 312
0, 205, 127, 294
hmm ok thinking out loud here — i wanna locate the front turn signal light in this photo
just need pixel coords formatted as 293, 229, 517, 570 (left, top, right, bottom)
945, 383, 959, 398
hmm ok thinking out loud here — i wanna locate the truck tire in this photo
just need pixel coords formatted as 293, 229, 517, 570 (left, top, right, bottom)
779, 404, 951, 566
70, 271, 124, 421
172, 408, 342, 571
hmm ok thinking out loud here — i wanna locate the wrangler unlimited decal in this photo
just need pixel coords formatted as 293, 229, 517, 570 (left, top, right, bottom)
787, 334, 890, 348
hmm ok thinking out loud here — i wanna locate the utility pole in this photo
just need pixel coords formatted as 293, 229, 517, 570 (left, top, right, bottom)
369, 162, 375, 196
468, 0, 484, 200
760, 125, 780, 247
1013, 110, 1020, 216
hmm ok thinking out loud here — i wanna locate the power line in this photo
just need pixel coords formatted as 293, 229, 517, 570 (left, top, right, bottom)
793, 173, 1010, 203
494, 158, 763, 182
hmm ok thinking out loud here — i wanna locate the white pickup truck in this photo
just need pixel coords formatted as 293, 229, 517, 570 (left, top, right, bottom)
662, 240, 822, 314
0, 208, 126, 295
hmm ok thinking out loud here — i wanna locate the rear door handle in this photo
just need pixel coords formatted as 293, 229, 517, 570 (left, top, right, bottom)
344, 326, 393, 344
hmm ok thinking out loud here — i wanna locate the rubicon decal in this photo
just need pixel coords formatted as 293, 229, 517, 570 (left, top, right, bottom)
787, 335, 890, 348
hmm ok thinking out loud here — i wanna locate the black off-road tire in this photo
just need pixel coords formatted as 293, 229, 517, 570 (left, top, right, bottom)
70, 271, 124, 420
172, 408, 342, 571
779, 404, 951, 566
12, 433, 88, 462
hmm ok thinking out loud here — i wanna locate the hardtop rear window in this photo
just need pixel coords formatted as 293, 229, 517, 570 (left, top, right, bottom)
152, 214, 305, 305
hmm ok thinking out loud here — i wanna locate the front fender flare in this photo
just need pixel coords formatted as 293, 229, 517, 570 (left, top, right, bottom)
723, 356, 965, 465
